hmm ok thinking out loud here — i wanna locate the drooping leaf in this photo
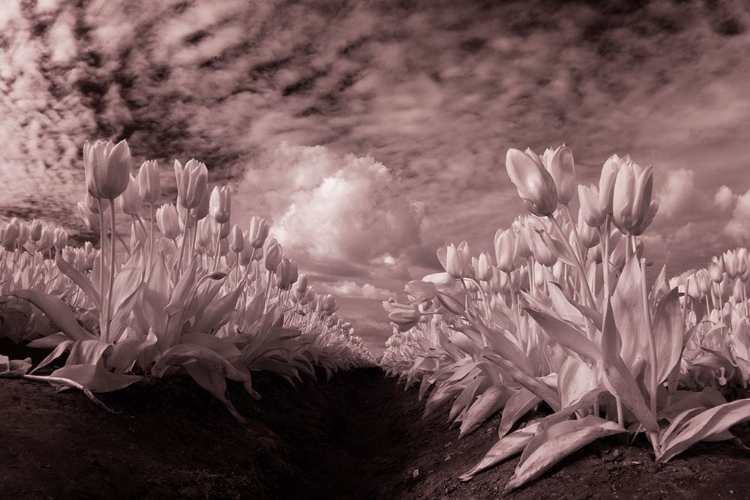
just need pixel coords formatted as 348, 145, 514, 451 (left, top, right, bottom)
192, 285, 244, 334
183, 361, 246, 423
55, 252, 101, 310
459, 421, 541, 481
484, 351, 561, 412
460, 385, 509, 437
49, 364, 142, 392
505, 416, 626, 492
66, 339, 111, 366
524, 307, 602, 364
0, 355, 32, 377
10, 289, 95, 341
29, 339, 74, 374
658, 399, 750, 462
152, 343, 250, 382
498, 387, 541, 438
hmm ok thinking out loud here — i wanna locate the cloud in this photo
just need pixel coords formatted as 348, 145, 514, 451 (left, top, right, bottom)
322, 281, 392, 301
724, 187, 750, 241
235, 143, 429, 273
658, 169, 701, 219
714, 185, 736, 211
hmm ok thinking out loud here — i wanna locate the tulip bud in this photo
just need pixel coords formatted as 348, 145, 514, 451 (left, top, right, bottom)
137, 160, 161, 204
442, 241, 472, 279
38, 227, 54, 251
156, 203, 181, 240
708, 256, 724, 283
405, 280, 438, 303
54, 227, 68, 249
229, 224, 244, 253
118, 174, 142, 216
687, 276, 702, 300
475, 252, 493, 281
494, 229, 516, 273
29, 219, 43, 242
83, 139, 132, 200
737, 247, 748, 280
527, 228, 557, 267
542, 145, 576, 205
612, 161, 654, 235
248, 216, 270, 249
733, 278, 744, 303
210, 185, 231, 224
505, 148, 558, 217
724, 250, 738, 280
276, 257, 298, 290
578, 184, 606, 228
174, 159, 208, 209
696, 269, 711, 295
599, 154, 629, 216
264, 237, 282, 272
84, 192, 106, 214
513, 222, 532, 260
386, 303, 422, 332
296, 273, 309, 294
77, 201, 100, 231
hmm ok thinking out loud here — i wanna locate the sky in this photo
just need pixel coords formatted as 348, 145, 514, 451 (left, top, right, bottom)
1, 0, 750, 354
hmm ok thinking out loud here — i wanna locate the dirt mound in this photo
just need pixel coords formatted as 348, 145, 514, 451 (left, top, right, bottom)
2, 354, 750, 499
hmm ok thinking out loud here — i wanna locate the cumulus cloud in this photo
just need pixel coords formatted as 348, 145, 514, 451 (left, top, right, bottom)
658, 169, 701, 219
235, 143, 429, 272
714, 185, 736, 211
724, 187, 750, 241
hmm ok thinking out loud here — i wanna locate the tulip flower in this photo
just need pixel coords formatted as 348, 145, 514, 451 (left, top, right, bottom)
264, 237, 283, 272
512, 220, 532, 260
76, 201, 100, 231
505, 148, 558, 217
599, 153, 630, 216
156, 203, 181, 240
611, 159, 655, 235
210, 185, 231, 224
229, 224, 244, 253
276, 256, 298, 290
385, 302, 422, 332
53, 228, 68, 249
137, 160, 161, 204
541, 145, 576, 205
737, 247, 748, 280
733, 278, 744, 303
296, 273, 309, 294
174, 159, 208, 209
494, 229, 516, 273
708, 256, 724, 283
248, 216, 270, 249
578, 185, 606, 228
577, 211, 600, 249
83, 139, 132, 200
405, 280, 438, 304
474, 252, 493, 282
118, 174, 142, 216
526, 227, 557, 267
440, 241, 472, 279
38, 227, 54, 251
724, 250, 738, 280
29, 219, 42, 242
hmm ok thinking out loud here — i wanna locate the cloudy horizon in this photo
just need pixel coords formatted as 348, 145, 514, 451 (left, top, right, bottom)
2, 0, 750, 353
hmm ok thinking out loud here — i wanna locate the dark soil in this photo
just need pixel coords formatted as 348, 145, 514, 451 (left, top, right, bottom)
2, 339, 750, 500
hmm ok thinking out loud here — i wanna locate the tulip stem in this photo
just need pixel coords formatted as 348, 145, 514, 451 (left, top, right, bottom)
148, 203, 155, 276
176, 207, 190, 280
97, 199, 107, 337
213, 227, 221, 272
550, 214, 596, 308
104, 198, 117, 343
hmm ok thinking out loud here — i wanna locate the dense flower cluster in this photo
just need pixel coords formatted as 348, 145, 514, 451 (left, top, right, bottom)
0, 139, 374, 420
381, 146, 750, 491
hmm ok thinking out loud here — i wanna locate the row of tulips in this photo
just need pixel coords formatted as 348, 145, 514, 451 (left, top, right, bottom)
0, 139, 374, 421
381, 145, 750, 492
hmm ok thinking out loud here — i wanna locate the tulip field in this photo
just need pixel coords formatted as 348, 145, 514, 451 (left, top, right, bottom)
0, 139, 375, 422
381, 146, 750, 493
2, 139, 750, 498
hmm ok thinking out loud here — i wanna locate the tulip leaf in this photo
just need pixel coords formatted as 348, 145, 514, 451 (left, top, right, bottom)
460, 385, 509, 437
49, 364, 142, 392
558, 357, 599, 408
192, 285, 243, 334
66, 339, 111, 366
524, 307, 602, 364
645, 288, 684, 386
483, 352, 561, 412
0, 355, 32, 377
611, 256, 649, 373
658, 399, 750, 462
10, 289, 96, 341
183, 361, 246, 423
55, 252, 101, 310
505, 416, 626, 492
460, 421, 541, 481
498, 387, 541, 438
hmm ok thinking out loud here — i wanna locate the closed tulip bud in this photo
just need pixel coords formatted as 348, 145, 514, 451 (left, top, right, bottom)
39, 227, 54, 251
442, 241, 472, 279
225, 250, 237, 267
176, 203, 195, 230
29, 219, 43, 242
219, 237, 229, 257
494, 229, 516, 273
276, 257, 297, 290
552, 260, 565, 281
732, 278, 743, 303
687, 276, 702, 300
197, 218, 213, 248
386, 303, 422, 332
475, 252, 493, 281
708, 256, 724, 283
527, 228, 557, 267
695, 269, 711, 295
118, 174, 142, 216
84, 192, 106, 214
2, 221, 18, 250
505, 148, 558, 217
83, 139, 132, 200
599, 154, 629, 216
577, 212, 600, 249
489, 266, 508, 295
52, 228, 67, 250
720, 273, 732, 299
191, 187, 211, 223
77, 201, 100, 231
229, 224, 244, 253
405, 280, 438, 303
16, 223, 29, 248
174, 159, 208, 209
218, 221, 231, 240
737, 248, 748, 279
321, 294, 337, 314
534, 262, 546, 288
156, 203, 181, 240
264, 237, 282, 272
724, 250, 738, 280
248, 216, 270, 249
612, 161, 654, 235
542, 145, 576, 205
210, 185, 231, 224
513, 222, 532, 260
578, 184, 606, 228
137, 160, 161, 203
296, 273, 309, 294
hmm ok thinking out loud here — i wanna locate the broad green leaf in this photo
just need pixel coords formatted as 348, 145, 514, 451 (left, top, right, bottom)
483, 352, 561, 412
524, 308, 602, 364
506, 416, 626, 492
498, 387, 541, 438
29, 339, 74, 374
558, 357, 599, 408
459, 421, 541, 481
601, 298, 658, 432
55, 252, 101, 310
66, 339, 111, 366
611, 256, 648, 374
460, 385, 509, 437
658, 399, 750, 462
10, 289, 95, 341
645, 288, 684, 386
192, 285, 243, 334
